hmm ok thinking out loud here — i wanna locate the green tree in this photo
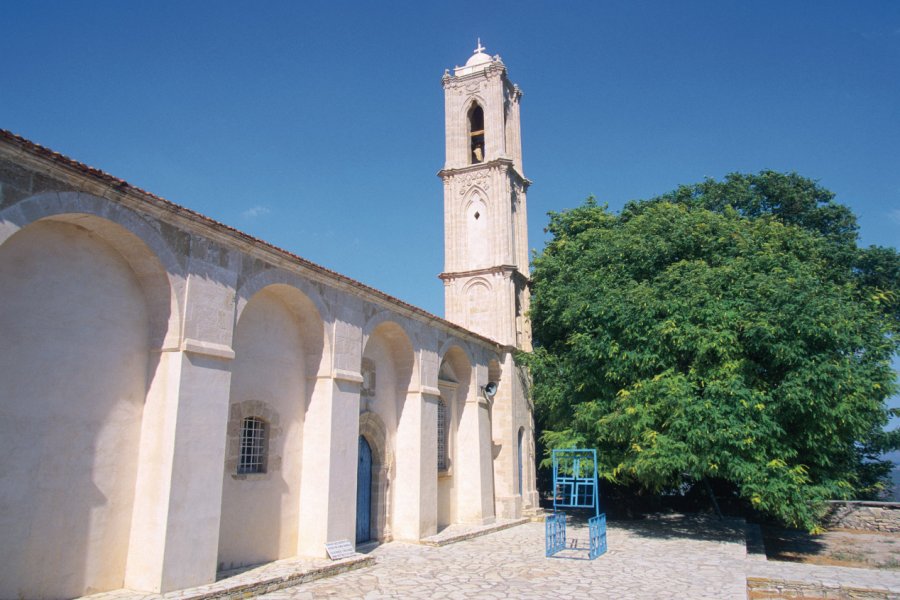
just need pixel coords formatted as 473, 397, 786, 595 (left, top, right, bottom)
526, 172, 899, 529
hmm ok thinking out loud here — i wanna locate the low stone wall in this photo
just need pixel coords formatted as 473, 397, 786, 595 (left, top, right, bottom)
822, 501, 900, 533
747, 577, 895, 599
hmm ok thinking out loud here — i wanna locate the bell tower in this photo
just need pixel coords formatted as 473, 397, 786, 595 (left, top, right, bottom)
439, 41, 531, 351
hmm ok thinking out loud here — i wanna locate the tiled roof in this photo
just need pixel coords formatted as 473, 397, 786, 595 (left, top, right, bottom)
0, 128, 503, 349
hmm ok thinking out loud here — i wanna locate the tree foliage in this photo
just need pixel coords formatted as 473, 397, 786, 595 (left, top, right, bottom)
526, 171, 899, 529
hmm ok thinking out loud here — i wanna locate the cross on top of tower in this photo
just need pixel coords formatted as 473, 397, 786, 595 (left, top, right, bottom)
474, 38, 486, 54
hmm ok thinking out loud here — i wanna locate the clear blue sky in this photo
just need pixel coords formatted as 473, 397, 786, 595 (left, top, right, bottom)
2, 1, 898, 422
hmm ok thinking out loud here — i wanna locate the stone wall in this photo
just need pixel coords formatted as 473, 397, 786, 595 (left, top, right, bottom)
747, 576, 896, 599
822, 501, 900, 533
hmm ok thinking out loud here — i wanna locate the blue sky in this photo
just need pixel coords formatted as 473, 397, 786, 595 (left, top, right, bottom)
2, 1, 898, 423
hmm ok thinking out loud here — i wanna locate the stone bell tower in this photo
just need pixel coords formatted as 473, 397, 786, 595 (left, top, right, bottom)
439, 41, 531, 351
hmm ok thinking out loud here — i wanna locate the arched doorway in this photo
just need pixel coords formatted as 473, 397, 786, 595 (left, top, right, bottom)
356, 436, 373, 543
360, 318, 414, 541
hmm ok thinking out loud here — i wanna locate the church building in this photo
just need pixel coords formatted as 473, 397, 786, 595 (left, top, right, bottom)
0, 44, 537, 599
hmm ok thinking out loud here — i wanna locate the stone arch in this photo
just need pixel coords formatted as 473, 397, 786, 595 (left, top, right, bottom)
0, 212, 174, 598
217, 283, 324, 570
460, 185, 489, 212
488, 357, 503, 386
438, 337, 476, 368
460, 95, 488, 124
440, 345, 474, 393
460, 92, 487, 116
362, 311, 418, 392
358, 410, 390, 542
0, 192, 184, 349
235, 277, 329, 378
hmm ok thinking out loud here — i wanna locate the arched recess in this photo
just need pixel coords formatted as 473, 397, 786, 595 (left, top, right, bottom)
360, 317, 415, 542
463, 189, 490, 269
463, 278, 494, 340
436, 344, 473, 530
217, 284, 324, 570
0, 213, 174, 599
488, 358, 502, 385
0, 192, 185, 349
234, 270, 332, 378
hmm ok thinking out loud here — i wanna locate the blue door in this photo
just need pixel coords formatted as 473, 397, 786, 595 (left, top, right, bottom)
356, 436, 372, 543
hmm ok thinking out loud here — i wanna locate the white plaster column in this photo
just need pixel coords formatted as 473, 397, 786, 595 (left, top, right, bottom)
296, 371, 362, 556
392, 389, 440, 540
455, 390, 496, 524
491, 354, 519, 519
124, 265, 238, 593
125, 343, 235, 592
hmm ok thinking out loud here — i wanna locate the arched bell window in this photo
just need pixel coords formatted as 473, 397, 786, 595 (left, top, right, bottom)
468, 104, 485, 164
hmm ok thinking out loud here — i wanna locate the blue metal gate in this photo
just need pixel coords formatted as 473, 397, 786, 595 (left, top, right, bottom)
545, 512, 566, 556
545, 448, 607, 560
356, 436, 372, 544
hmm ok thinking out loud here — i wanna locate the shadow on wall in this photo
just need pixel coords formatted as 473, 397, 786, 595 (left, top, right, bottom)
0, 219, 166, 598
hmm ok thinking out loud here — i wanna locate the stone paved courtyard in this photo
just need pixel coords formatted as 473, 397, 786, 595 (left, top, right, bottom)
259, 516, 746, 599
79, 515, 900, 600
255, 516, 900, 599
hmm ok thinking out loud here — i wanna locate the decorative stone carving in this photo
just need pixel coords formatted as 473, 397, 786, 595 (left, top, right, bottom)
457, 171, 490, 196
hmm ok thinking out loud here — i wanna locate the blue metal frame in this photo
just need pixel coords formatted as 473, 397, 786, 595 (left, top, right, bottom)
588, 514, 607, 559
545, 512, 566, 556
545, 448, 607, 559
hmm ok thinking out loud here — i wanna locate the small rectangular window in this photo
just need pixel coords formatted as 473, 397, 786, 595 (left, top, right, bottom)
238, 417, 267, 474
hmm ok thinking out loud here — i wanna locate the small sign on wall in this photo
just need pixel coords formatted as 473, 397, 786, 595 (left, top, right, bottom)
324, 539, 356, 560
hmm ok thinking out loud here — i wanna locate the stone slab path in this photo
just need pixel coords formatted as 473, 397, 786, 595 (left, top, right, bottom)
261, 516, 751, 599
81, 515, 900, 599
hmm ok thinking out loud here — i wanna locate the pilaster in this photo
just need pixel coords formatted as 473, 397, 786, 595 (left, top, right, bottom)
297, 369, 363, 556
392, 389, 440, 539
455, 391, 496, 524
125, 263, 238, 592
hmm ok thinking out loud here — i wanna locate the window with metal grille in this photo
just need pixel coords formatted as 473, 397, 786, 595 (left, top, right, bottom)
238, 417, 267, 474
437, 399, 448, 471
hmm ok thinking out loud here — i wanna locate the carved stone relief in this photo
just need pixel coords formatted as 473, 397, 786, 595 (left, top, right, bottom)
457, 171, 491, 196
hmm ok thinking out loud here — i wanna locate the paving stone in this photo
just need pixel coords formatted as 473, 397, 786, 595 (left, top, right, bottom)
79, 515, 900, 599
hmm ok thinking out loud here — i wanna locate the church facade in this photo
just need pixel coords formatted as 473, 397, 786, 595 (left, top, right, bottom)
0, 45, 537, 599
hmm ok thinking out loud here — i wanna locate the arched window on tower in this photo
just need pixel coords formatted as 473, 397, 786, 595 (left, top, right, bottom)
468, 104, 485, 164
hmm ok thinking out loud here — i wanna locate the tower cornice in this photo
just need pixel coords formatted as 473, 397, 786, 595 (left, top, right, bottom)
442, 61, 507, 87
438, 265, 530, 284
437, 158, 530, 189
